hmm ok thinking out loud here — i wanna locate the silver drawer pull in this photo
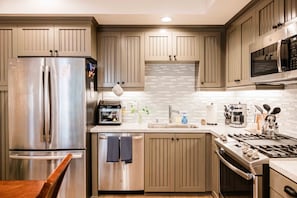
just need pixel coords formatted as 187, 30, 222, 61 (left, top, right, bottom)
9, 153, 82, 160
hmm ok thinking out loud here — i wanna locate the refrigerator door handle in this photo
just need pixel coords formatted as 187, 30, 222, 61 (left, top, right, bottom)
44, 65, 51, 144
9, 153, 83, 160
42, 67, 46, 142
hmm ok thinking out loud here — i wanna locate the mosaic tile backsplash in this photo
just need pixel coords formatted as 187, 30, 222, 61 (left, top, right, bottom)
99, 63, 297, 137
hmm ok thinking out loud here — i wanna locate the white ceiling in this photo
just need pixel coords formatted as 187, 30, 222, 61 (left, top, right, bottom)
0, 0, 252, 25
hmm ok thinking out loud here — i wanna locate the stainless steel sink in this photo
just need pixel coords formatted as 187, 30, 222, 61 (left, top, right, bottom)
147, 123, 198, 128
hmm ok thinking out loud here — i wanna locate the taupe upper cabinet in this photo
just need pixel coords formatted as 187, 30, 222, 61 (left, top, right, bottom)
197, 32, 222, 89
98, 32, 145, 89
255, 0, 284, 36
255, 0, 297, 36
17, 24, 97, 58
0, 26, 17, 87
145, 31, 200, 61
284, 0, 297, 22
226, 11, 255, 87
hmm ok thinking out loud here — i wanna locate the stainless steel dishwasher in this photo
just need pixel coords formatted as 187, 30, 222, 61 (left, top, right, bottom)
98, 133, 144, 191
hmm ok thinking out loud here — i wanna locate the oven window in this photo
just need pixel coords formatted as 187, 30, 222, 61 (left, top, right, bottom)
220, 152, 253, 198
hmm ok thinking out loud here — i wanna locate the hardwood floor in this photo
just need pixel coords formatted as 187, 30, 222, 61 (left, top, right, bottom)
99, 195, 213, 198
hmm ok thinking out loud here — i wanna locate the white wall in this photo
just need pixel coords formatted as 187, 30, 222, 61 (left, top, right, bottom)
99, 63, 297, 137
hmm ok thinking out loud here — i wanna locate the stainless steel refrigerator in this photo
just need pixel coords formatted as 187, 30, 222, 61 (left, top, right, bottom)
8, 57, 92, 198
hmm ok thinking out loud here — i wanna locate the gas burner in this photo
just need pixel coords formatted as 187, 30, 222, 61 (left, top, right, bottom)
228, 133, 289, 141
227, 133, 297, 158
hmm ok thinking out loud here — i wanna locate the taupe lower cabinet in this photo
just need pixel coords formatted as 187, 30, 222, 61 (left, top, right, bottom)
98, 32, 144, 88
270, 169, 297, 198
144, 133, 206, 192
17, 24, 96, 58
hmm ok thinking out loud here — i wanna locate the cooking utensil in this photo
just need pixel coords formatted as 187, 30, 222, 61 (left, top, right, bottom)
270, 107, 281, 114
263, 104, 271, 113
224, 105, 228, 112
255, 105, 263, 114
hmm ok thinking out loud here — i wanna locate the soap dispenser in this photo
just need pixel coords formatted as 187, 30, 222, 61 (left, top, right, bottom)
181, 112, 188, 124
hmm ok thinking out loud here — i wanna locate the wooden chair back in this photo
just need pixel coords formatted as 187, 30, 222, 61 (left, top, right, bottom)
37, 154, 72, 198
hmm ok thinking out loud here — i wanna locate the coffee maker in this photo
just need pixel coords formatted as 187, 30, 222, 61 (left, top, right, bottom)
229, 103, 247, 128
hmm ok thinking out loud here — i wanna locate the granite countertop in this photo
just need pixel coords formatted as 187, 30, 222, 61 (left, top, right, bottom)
89, 122, 248, 137
270, 159, 297, 183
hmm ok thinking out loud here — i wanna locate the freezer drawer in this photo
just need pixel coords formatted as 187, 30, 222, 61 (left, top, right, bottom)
98, 133, 144, 191
9, 150, 86, 198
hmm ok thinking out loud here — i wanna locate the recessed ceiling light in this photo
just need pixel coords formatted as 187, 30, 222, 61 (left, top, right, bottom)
161, 16, 172, 23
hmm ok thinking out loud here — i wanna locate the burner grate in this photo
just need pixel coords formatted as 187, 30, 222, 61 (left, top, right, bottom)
228, 133, 297, 158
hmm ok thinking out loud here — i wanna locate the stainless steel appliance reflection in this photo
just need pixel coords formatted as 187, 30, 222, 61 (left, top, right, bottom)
215, 133, 297, 198
229, 104, 247, 128
8, 57, 96, 198
98, 133, 144, 191
98, 100, 122, 125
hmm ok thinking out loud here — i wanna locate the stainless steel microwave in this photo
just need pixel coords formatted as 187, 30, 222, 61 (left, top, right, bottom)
250, 23, 297, 84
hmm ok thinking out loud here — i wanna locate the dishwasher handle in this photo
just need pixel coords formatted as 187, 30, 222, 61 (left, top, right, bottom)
216, 150, 254, 181
99, 135, 143, 140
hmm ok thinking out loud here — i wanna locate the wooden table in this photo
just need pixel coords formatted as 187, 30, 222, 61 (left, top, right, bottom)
0, 180, 44, 198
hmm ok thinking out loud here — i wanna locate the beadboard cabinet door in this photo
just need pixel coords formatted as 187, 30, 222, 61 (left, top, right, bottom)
145, 31, 172, 61
17, 25, 96, 58
240, 16, 255, 85
172, 32, 200, 61
0, 27, 17, 87
145, 31, 200, 61
17, 26, 54, 56
226, 11, 255, 88
144, 134, 175, 192
0, 26, 16, 179
284, 0, 297, 22
226, 25, 242, 87
54, 25, 93, 57
0, 91, 8, 180
98, 32, 145, 89
98, 32, 121, 88
197, 32, 222, 89
175, 134, 206, 192
120, 32, 145, 88
145, 133, 206, 193
255, 0, 284, 36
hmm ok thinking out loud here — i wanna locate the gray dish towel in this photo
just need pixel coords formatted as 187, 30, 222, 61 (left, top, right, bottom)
120, 136, 133, 163
106, 136, 120, 162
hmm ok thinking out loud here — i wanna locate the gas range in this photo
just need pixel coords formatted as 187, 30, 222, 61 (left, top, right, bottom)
215, 133, 297, 175
228, 133, 297, 158
215, 133, 297, 198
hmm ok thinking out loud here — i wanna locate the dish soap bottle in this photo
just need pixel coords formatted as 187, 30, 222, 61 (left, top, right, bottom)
181, 112, 188, 124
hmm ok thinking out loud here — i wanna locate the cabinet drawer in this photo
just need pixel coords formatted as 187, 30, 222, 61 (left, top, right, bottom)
270, 169, 297, 197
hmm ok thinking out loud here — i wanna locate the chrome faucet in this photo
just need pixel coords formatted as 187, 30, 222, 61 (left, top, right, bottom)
169, 105, 180, 123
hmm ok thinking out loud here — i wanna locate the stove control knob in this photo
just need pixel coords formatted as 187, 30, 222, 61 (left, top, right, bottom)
242, 143, 250, 154
220, 134, 227, 142
252, 150, 260, 160
246, 149, 254, 157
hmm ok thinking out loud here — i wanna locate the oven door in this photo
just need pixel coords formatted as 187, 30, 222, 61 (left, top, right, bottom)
216, 149, 254, 198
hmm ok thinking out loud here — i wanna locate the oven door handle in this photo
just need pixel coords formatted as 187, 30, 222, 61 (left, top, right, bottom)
216, 150, 254, 181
